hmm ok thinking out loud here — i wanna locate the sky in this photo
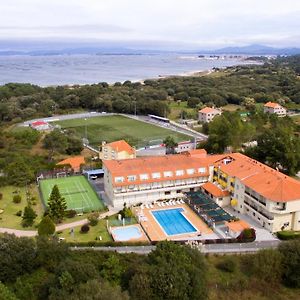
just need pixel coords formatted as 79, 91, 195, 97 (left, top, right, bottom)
1, 0, 300, 49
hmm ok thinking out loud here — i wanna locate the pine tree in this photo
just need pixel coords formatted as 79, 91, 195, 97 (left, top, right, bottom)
48, 185, 67, 223
22, 205, 37, 227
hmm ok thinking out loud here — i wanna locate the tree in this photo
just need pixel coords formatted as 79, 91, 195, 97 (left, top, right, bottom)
48, 185, 67, 223
100, 254, 124, 285
38, 215, 55, 236
36, 236, 69, 272
130, 241, 208, 300
0, 234, 36, 283
279, 240, 300, 287
247, 249, 282, 284
43, 129, 68, 160
49, 279, 129, 300
163, 136, 178, 154
5, 159, 35, 186
0, 282, 18, 300
246, 125, 300, 175
22, 205, 37, 227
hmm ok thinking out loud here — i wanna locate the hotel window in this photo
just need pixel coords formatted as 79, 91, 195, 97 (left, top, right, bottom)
115, 176, 124, 183
140, 174, 149, 180
176, 170, 184, 176
152, 172, 161, 179
127, 175, 136, 182
164, 171, 173, 177
198, 167, 206, 173
186, 168, 195, 175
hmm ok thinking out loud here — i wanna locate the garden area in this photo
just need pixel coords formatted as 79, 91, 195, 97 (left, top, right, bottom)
0, 185, 43, 230
58, 213, 138, 244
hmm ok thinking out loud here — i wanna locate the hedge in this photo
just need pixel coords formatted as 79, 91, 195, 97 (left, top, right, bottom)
277, 231, 300, 240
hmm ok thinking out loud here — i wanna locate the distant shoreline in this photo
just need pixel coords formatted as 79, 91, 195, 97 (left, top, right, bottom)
0, 55, 259, 88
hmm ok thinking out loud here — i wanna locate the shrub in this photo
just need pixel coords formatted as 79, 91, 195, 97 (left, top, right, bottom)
277, 230, 300, 240
13, 195, 22, 204
237, 228, 256, 242
16, 210, 22, 217
88, 212, 99, 226
80, 224, 90, 233
216, 256, 237, 273
66, 210, 77, 218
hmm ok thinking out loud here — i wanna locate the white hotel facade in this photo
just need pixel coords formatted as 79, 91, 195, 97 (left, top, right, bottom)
103, 149, 300, 233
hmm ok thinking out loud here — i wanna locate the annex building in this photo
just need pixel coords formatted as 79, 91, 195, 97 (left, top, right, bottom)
103, 150, 300, 233
263, 101, 287, 116
99, 140, 136, 160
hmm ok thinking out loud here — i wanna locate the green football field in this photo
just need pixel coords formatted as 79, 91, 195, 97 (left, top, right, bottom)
55, 115, 189, 148
39, 176, 105, 212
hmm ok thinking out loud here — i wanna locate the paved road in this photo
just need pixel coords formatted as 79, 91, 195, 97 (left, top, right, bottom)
70, 239, 281, 254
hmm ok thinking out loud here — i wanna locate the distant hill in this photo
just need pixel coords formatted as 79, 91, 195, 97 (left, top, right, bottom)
0, 42, 300, 56
209, 44, 300, 55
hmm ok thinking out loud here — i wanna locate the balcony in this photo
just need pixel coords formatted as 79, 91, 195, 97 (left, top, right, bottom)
244, 201, 274, 221
245, 191, 266, 206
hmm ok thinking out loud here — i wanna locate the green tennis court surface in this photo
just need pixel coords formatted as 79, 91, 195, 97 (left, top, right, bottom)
40, 176, 105, 212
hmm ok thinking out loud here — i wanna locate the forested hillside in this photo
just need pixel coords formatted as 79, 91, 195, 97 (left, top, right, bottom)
0, 236, 300, 300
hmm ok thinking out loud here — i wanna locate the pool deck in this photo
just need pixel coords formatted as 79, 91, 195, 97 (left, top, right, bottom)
111, 224, 149, 242
135, 203, 212, 242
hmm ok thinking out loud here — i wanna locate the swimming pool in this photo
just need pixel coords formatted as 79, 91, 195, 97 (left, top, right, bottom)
111, 225, 143, 241
152, 208, 197, 236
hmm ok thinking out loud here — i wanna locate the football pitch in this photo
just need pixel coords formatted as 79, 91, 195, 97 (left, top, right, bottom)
55, 115, 189, 148
39, 176, 105, 212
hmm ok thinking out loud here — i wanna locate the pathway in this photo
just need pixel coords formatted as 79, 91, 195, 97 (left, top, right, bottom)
0, 209, 117, 237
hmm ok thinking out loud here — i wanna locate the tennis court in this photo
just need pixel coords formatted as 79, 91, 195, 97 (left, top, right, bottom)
39, 176, 105, 212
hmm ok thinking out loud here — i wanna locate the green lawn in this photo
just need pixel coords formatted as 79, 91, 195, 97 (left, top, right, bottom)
40, 176, 105, 213
168, 101, 197, 120
55, 115, 189, 148
58, 218, 112, 243
0, 185, 43, 230
291, 114, 300, 125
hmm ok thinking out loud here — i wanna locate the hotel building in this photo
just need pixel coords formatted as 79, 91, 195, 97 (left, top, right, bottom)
103, 149, 300, 233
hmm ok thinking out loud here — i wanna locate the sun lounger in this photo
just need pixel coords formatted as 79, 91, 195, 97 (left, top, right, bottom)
150, 204, 154, 208
145, 204, 149, 209
158, 202, 161, 207
161, 202, 165, 206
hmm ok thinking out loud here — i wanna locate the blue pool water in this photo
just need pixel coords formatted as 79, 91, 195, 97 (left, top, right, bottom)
111, 226, 142, 241
152, 208, 197, 236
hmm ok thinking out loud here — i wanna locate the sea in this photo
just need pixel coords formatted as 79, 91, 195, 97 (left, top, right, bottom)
0, 54, 252, 86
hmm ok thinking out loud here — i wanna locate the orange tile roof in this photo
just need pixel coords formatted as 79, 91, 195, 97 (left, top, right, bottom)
57, 156, 85, 170
225, 220, 250, 232
264, 101, 281, 108
188, 149, 207, 158
217, 153, 300, 202
106, 140, 135, 155
199, 107, 220, 114
103, 154, 213, 187
202, 182, 230, 197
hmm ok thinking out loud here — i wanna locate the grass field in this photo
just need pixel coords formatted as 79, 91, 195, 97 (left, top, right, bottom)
0, 185, 43, 230
40, 176, 104, 213
55, 115, 189, 148
168, 101, 197, 120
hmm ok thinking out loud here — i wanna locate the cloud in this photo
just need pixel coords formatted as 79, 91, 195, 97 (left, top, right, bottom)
0, 0, 300, 48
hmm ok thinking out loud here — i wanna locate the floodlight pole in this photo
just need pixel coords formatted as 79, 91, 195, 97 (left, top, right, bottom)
84, 118, 87, 139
